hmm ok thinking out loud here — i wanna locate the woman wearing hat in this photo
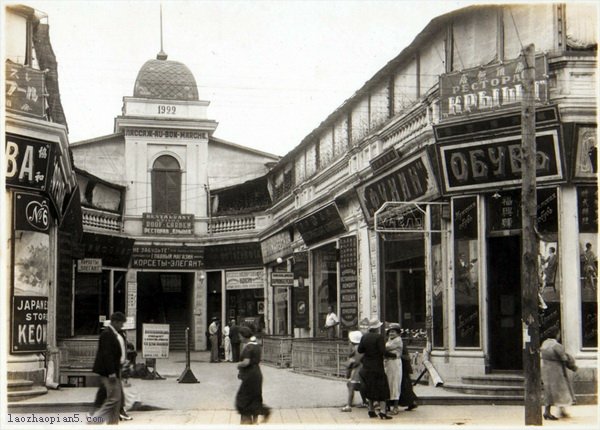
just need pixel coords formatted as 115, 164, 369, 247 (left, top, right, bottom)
384, 323, 403, 415
235, 326, 271, 425
357, 318, 395, 419
341, 331, 366, 412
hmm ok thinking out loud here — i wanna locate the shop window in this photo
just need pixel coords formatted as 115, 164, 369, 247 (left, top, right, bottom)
313, 243, 338, 337
151, 155, 181, 214
383, 238, 426, 331
74, 271, 110, 335
578, 186, 598, 348
453, 196, 480, 348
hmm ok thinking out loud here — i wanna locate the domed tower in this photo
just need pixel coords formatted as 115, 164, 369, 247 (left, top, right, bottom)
115, 49, 217, 227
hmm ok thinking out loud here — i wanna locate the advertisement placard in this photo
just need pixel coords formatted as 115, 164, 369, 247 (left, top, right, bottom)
142, 324, 170, 359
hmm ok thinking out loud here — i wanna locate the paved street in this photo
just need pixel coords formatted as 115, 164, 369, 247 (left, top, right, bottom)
6, 352, 598, 428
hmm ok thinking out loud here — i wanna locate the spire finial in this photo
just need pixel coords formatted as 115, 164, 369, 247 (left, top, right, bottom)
156, 3, 168, 60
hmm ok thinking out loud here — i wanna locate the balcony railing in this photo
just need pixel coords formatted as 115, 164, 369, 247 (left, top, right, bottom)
209, 215, 256, 234
82, 207, 122, 232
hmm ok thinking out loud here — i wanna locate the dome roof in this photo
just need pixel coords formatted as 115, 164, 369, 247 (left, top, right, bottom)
133, 57, 199, 101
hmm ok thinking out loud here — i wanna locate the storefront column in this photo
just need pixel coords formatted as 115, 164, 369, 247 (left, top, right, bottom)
193, 271, 207, 351
559, 186, 581, 353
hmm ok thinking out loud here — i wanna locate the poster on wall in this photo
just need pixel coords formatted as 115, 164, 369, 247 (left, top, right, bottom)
538, 240, 561, 340
579, 234, 598, 348
11, 193, 51, 353
432, 242, 444, 348
453, 196, 480, 348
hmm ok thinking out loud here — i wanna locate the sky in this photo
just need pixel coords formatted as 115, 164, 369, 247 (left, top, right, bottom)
10, 0, 489, 157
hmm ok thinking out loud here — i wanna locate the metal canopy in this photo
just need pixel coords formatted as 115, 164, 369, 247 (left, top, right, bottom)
374, 201, 448, 233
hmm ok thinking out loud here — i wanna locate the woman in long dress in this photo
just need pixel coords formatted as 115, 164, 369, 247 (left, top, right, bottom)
358, 318, 395, 419
235, 326, 271, 425
540, 326, 577, 420
384, 323, 403, 415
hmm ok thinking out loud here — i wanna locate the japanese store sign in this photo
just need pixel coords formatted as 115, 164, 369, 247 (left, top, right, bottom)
5, 61, 46, 119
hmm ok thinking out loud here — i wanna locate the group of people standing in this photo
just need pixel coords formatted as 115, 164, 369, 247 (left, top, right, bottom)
342, 318, 418, 419
208, 317, 243, 363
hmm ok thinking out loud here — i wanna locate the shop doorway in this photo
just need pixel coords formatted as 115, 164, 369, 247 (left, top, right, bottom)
136, 272, 194, 350
382, 238, 426, 330
487, 235, 522, 370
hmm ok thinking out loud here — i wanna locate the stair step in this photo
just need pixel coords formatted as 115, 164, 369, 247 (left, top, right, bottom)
7, 379, 34, 392
444, 383, 524, 396
7, 386, 48, 401
462, 375, 524, 387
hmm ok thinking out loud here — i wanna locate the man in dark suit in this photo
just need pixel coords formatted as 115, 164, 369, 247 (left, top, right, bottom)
91, 312, 127, 424
229, 318, 241, 363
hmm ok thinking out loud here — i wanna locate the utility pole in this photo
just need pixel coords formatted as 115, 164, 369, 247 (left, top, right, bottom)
520, 43, 542, 426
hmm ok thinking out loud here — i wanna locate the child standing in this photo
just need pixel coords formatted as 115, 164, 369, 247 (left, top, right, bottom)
341, 330, 367, 412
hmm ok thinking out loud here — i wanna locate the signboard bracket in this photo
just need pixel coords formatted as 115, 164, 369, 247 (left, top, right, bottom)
374, 201, 449, 234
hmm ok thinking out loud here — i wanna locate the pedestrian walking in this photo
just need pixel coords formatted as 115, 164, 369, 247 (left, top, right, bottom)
384, 323, 403, 415
541, 326, 577, 420
230, 318, 241, 362
357, 318, 395, 419
208, 317, 220, 363
235, 326, 271, 425
223, 321, 233, 362
341, 330, 367, 412
91, 312, 127, 424
398, 347, 418, 411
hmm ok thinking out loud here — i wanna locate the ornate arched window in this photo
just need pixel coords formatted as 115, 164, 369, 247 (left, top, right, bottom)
152, 155, 181, 213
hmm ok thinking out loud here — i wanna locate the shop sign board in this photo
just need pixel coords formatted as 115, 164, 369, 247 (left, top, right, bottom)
204, 243, 262, 269
339, 235, 358, 329
12, 296, 48, 353
356, 150, 440, 225
131, 244, 204, 269
5, 61, 46, 119
13, 192, 50, 233
438, 129, 563, 194
142, 323, 170, 359
295, 203, 346, 246
226, 269, 264, 290
84, 233, 134, 268
260, 229, 293, 264
77, 258, 103, 273
142, 213, 194, 235
6, 133, 70, 220
271, 272, 293, 287
439, 55, 547, 119
572, 125, 597, 181
487, 188, 558, 233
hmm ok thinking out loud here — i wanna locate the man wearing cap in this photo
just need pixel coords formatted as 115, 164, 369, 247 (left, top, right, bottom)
91, 312, 127, 424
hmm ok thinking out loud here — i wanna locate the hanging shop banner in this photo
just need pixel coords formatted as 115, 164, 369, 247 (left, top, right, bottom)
142, 323, 170, 359
260, 229, 293, 264
226, 269, 264, 290
77, 258, 103, 273
438, 129, 563, 194
571, 125, 597, 181
439, 54, 547, 119
355, 150, 440, 225
487, 188, 558, 233
5, 61, 46, 119
204, 242, 262, 269
295, 203, 347, 246
339, 235, 358, 329
132, 244, 204, 269
84, 233, 134, 267
142, 213, 194, 235
578, 186, 598, 233
13, 192, 51, 233
271, 272, 294, 287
